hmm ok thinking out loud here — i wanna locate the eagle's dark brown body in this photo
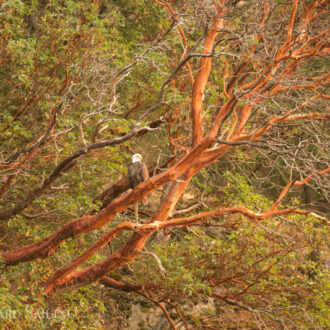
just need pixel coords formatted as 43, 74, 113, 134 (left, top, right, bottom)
128, 161, 149, 189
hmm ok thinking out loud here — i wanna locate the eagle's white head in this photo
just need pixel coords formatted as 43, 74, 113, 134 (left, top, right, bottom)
132, 153, 143, 163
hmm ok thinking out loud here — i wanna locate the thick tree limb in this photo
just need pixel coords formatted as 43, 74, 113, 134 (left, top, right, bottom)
0, 136, 215, 266
43, 202, 327, 295
44, 165, 329, 294
93, 155, 175, 212
0, 123, 162, 221
191, 2, 227, 145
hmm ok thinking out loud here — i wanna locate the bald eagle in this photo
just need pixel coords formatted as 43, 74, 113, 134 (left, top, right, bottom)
128, 154, 149, 191
128, 154, 149, 221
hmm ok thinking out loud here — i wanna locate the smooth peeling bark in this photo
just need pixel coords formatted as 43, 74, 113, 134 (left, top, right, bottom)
47, 151, 204, 294
47, 182, 188, 294
0, 182, 157, 266
46, 229, 154, 294
47, 164, 198, 293
148, 168, 195, 222
46, 202, 328, 295
160, 207, 323, 228
191, 5, 227, 145
0, 122, 164, 221
1, 136, 215, 266
44, 221, 137, 293
94, 158, 175, 211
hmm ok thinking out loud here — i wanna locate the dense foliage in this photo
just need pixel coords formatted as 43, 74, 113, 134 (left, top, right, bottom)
0, 0, 329, 328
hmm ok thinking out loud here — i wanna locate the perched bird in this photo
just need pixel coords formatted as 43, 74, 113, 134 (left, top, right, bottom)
128, 154, 149, 191
128, 154, 149, 221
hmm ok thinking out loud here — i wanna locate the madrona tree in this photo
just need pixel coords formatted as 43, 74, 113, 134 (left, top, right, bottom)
0, 0, 329, 328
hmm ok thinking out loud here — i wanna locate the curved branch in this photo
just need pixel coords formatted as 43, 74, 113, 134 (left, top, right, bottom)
44, 221, 138, 293
0, 136, 215, 266
42, 203, 327, 295
100, 276, 157, 292
158, 207, 328, 229
191, 3, 227, 145
93, 155, 175, 212
0, 123, 160, 221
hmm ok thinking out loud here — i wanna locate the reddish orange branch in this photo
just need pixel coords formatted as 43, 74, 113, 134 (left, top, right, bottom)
192, 2, 227, 145
294, 168, 330, 187
269, 168, 330, 212
44, 221, 137, 294
160, 207, 328, 229
0, 136, 215, 266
